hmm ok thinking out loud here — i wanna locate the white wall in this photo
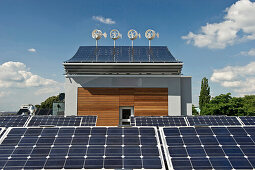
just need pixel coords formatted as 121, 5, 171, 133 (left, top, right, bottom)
64, 75, 192, 116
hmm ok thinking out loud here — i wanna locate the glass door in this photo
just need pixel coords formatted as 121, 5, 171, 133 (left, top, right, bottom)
119, 106, 134, 126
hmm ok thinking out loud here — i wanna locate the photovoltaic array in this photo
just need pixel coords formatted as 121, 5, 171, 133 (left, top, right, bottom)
239, 116, 255, 125
27, 116, 97, 127
0, 116, 29, 127
135, 116, 187, 127
65, 46, 179, 63
0, 127, 164, 169
187, 116, 241, 126
160, 126, 255, 170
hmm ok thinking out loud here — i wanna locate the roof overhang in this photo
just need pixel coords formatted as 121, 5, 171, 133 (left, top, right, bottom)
63, 62, 183, 75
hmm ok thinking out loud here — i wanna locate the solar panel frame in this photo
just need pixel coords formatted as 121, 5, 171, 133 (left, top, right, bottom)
134, 116, 188, 127
187, 116, 242, 126
0, 127, 5, 138
159, 125, 255, 170
0, 126, 165, 170
0, 116, 29, 127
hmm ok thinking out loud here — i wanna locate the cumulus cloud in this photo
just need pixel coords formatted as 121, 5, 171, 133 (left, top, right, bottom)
0, 61, 58, 88
182, 0, 255, 49
240, 48, 255, 56
27, 48, 36, 53
211, 61, 255, 95
92, 16, 115, 24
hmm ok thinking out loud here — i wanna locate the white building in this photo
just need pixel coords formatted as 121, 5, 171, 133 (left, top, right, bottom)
63, 46, 192, 126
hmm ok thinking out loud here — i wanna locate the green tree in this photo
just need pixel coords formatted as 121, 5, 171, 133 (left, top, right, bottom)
37, 95, 60, 109
242, 95, 255, 116
192, 105, 199, 115
200, 93, 255, 116
199, 77, 211, 110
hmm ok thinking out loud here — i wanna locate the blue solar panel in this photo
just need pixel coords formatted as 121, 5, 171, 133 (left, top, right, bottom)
239, 116, 255, 125
0, 116, 29, 127
160, 126, 255, 170
27, 116, 97, 126
187, 116, 241, 126
135, 116, 187, 126
0, 127, 165, 169
80, 116, 97, 126
65, 46, 180, 63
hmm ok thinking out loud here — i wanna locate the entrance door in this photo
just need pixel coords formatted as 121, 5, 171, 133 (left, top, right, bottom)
119, 106, 134, 126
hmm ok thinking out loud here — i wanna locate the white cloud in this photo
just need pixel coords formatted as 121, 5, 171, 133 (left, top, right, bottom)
0, 61, 58, 88
211, 61, 255, 95
92, 16, 115, 24
35, 86, 63, 96
182, 0, 255, 49
0, 61, 64, 111
27, 48, 36, 53
240, 48, 255, 56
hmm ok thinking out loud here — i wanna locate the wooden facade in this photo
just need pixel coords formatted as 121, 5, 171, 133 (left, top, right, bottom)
77, 88, 168, 126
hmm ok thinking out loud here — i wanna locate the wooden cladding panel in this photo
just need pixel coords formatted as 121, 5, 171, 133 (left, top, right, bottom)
77, 88, 168, 126
119, 88, 134, 106
78, 88, 119, 126
134, 88, 168, 117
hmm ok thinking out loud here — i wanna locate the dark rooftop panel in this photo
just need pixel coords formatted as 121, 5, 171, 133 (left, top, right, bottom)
65, 46, 181, 63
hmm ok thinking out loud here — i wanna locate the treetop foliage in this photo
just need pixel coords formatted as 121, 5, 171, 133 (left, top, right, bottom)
36, 93, 64, 109
200, 93, 255, 116
199, 77, 211, 109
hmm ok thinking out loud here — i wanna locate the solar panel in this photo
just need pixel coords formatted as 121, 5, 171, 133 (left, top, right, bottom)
0, 127, 165, 169
134, 116, 187, 126
187, 116, 241, 126
27, 116, 97, 127
160, 126, 255, 170
130, 116, 135, 126
27, 116, 82, 126
0, 116, 29, 127
65, 46, 180, 63
80, 116, 97, 126
239, 116, 255, 125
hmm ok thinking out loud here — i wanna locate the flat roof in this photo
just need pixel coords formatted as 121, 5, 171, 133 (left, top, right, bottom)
65, 46, 182, 63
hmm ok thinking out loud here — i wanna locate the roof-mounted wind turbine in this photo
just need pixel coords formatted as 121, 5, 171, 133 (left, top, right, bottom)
145, 29, 159, 48
128, 29, 141, 48
110, 29, 122, 48
92, 29, 107, 47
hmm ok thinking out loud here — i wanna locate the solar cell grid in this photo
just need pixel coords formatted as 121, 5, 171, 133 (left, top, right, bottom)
0, 116, 29, 127
0, 127, 165, 169
135, 116, 187, 127
160, 126, 255, 170
27, 116, 97, 127
187, 116, 241, 126
66, 46, 179, 63
80, 116, 97, 126
240, 116, 255, 125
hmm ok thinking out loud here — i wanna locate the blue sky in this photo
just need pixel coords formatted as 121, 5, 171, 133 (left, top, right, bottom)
0, 0, 255, 111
